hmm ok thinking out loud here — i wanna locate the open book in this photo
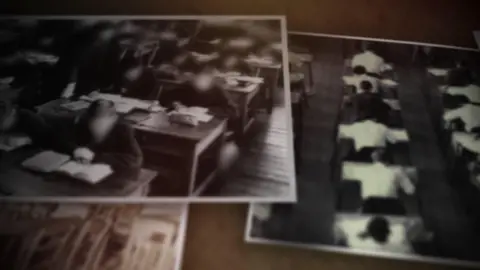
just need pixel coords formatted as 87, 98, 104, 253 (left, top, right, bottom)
21, 150, 113, 184
56, 161, 113, 184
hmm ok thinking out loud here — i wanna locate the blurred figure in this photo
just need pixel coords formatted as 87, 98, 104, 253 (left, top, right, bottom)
46, 100, 143, 175
0, 100, 49, 147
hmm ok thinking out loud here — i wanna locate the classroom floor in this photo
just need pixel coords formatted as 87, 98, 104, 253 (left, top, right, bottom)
217, 86, 293, 197
258, 37, 479, 259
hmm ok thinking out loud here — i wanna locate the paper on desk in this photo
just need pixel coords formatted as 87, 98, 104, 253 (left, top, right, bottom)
230, 83, 258, 93
177, 107, 213, 122
380, 79, 399, 87
383, 99, 401, 110
114, 102, 137, 114
453, 132, 480, 154
427, 68, 449, 77
230, 76, 264, 84
60, 100, 90, 111
474, 31, 480, 49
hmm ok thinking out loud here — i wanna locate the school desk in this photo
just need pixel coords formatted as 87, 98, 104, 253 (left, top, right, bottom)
36, 97, 228, 196
0, 147, 156, 197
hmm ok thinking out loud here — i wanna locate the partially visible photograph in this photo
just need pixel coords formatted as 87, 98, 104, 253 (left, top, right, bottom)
246, 32, 480, 267
0, 16, 295, 201
0, 202, 188, 270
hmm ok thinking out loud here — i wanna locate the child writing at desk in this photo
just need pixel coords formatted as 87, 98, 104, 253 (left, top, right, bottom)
44, 100, 143, 178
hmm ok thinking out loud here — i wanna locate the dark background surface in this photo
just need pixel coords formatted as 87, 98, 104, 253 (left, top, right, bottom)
2, 1, 480, 269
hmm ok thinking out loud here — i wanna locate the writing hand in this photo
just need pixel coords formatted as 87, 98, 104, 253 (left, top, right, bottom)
73, 147, 95, 164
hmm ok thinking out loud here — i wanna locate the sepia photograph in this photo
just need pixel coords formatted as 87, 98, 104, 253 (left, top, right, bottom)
0, 201, 188, 270
246, 32, 480, 267
0, 16, 295, 201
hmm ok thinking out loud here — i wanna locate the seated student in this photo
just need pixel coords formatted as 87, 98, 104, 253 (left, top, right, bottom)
443, 68, 480, 106
338, 117, 408, 162
343, 159, 415, 200
344, 75, 380, 94
351, 46, 392, 77
0, 101, 50, 148
356, 216, 413, 253
354, 89, 392, 125
443, 103, 480, 133
45, 100, 143, 176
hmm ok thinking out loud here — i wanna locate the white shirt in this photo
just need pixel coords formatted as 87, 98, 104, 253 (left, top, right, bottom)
443, 104, 480, 132
339, 120, 409, 151
452, 132, 480, 154
445, 84, 480, 103
342, 162, 415, 198
343, 75, 399, 94
252, 204, 272, 221
351, 50, 392, 74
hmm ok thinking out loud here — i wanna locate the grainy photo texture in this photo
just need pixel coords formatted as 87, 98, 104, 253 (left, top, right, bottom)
0, 202, 188, 270
247, 32, 480, 267
0, 16, 295, 201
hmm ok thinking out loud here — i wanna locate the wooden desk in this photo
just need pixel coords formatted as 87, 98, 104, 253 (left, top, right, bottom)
245, 58, 282, 114
289, 51, 314, 90
226, 83, 261, 137
133, 112, 227, 196
37, 98, 228, 196
0, 147, 156, 197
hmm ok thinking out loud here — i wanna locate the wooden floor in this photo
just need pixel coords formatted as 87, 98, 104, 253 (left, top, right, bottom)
217, 91, 293, 198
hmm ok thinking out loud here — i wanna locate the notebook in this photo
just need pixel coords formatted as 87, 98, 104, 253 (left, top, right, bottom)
22, 150, 113, 184
22, 150, 71, 173
60, 100, 90, 111
56, 161, 113, 184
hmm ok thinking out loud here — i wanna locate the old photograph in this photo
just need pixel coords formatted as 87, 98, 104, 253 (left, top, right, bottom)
0, 16, 295, 201
246, 32, 480, 266
0, 202, 188, 270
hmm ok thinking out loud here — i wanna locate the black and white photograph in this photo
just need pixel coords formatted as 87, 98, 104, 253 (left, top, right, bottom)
0, 16, 295, 201
0, 202, 188, 270
246, 32, 480, 267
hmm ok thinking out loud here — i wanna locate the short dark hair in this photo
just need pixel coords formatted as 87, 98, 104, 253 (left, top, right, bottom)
359, 80, 373, 92
353, 65, 367, 75
447, 67, 473, 87
365, 216, 390, 243
82, 99, 117, 121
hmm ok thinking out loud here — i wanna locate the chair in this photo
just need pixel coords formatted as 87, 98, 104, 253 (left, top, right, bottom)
336, 180, 363, 213
362, 197, 407, 216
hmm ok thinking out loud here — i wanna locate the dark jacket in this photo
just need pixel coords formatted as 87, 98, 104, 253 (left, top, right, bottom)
44, 116, 143, 174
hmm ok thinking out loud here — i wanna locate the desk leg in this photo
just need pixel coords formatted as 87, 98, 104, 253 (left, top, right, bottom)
267, 68, 280, 115
238, 94, 248, 138
186, 148, 200, 196
308, 62, 314, 91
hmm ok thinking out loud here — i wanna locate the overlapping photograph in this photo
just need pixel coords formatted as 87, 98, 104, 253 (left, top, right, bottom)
0, 202, 188, 270
246, 32, 480, 267
0, 16, 295, 201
